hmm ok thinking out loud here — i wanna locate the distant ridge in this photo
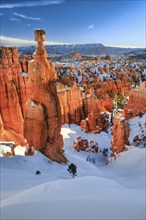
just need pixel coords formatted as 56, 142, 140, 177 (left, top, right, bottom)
0, 43, 145, 56
124, 49, 146, 59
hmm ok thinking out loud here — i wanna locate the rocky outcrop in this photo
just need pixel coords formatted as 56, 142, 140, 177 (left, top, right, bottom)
19, 54, 32, 73
0, 31, 67, 163
0, 47, 29, 145
74, 136, 98, 153
57, 82, 85, 124
80, 87, 110, 133
111, 110, 130, 154
74, 136, 89, 151
72, 53, 82, 59
133, 135, 146, 147
24, 29, 67, 163
56, 73, 133, 126
97, 80, 132, 98
0, 143, 35, 157
80, 110, 110, 133
124, 82, 146, 119
96, 94, 113, 112
24, 100, 47, 150
80, 110, 102, 133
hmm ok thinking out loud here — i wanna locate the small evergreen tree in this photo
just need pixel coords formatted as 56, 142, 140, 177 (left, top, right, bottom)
67, 163, 77, 178
36, 170, 41, 175
117, 94, 125, 109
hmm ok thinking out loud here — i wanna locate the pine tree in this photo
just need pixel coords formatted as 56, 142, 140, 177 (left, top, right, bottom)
67, 163, 77, 178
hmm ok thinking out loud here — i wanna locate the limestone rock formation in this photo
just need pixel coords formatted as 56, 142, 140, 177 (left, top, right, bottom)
74, 136, 88, 151
74, 136, 98, 153
19, 54, 32, 74
57, 82, 85, 124
111, 110, 130, 154
80, 110, 102, 133
72, 53, 82, 59
124, 82, 146, 119
24, 100, 47, 150
0, 47, 28, 145
96, 94, 113, 112
80, 87, 110, 133
24, 29, 67, 163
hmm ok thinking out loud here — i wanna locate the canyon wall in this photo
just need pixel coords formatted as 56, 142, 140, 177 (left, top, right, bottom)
0, 47, 30, 145
124, 82, 146, 119
1, 37, 143, 159
57, 82, 84, 124
111, 82, 146, 154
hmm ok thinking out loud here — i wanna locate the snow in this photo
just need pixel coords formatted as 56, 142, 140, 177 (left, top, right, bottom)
20, 72, 28, 76
61, 124, 111, 151
142, 69, 146, 80
128, 114, 146, 145
31, 100, 37, 107
14, 146, 27, 156
0, 144, 27, 157
0, 144, 12, 157
0, 123, 145, 219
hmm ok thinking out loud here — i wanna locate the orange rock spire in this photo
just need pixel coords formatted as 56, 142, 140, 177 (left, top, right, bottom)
24, 29, 67, 163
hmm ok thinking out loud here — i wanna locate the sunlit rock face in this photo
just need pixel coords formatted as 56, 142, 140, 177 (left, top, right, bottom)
0, 47, 30, 145
57, 81, 85, 124
24, 29, 67, 163
124, 82, 146, 119
111, 110, 130, 154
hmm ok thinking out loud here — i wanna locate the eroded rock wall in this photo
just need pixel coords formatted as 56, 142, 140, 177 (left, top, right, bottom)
0, 47, 30, 145
124, 82, 146, 119
111, 111, 130, 154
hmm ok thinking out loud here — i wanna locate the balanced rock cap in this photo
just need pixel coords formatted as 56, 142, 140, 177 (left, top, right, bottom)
34, 29, 46, 42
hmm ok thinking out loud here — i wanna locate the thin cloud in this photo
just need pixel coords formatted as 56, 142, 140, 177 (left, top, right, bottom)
0, 36, 69, 47
10, 18, 20, 22
0, 0, 64, 9
13, 13, 41, 21
88, 24, 94, 30
0, 13, 3, 16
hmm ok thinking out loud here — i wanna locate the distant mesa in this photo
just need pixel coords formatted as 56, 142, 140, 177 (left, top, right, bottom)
13, 43, 145, 56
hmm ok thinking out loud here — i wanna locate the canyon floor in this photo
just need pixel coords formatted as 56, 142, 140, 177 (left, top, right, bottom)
0, 117, 145, 220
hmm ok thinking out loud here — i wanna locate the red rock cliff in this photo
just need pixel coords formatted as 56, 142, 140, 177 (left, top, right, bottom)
124, 82, 146, 119
0, 47, 30, 145
57, 82, 85, 124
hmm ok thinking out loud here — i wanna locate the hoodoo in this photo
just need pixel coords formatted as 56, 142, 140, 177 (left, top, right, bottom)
24, 29, 67, 163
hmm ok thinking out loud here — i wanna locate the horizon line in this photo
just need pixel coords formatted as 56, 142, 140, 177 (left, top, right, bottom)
0, 36, 145, 49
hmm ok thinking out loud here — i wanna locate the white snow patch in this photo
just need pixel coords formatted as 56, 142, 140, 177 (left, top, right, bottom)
21, 72, 28, 76
128, 114, 146, 145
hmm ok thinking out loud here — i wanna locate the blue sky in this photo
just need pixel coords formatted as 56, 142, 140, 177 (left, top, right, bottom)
0, 0, 145, 47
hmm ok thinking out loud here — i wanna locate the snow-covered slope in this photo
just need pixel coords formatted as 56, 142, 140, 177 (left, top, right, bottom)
0, 123, 145, 220
128, 114, 146, 147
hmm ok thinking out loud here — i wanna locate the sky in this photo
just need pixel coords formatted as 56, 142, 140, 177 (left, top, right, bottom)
0, 0, 145, 47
